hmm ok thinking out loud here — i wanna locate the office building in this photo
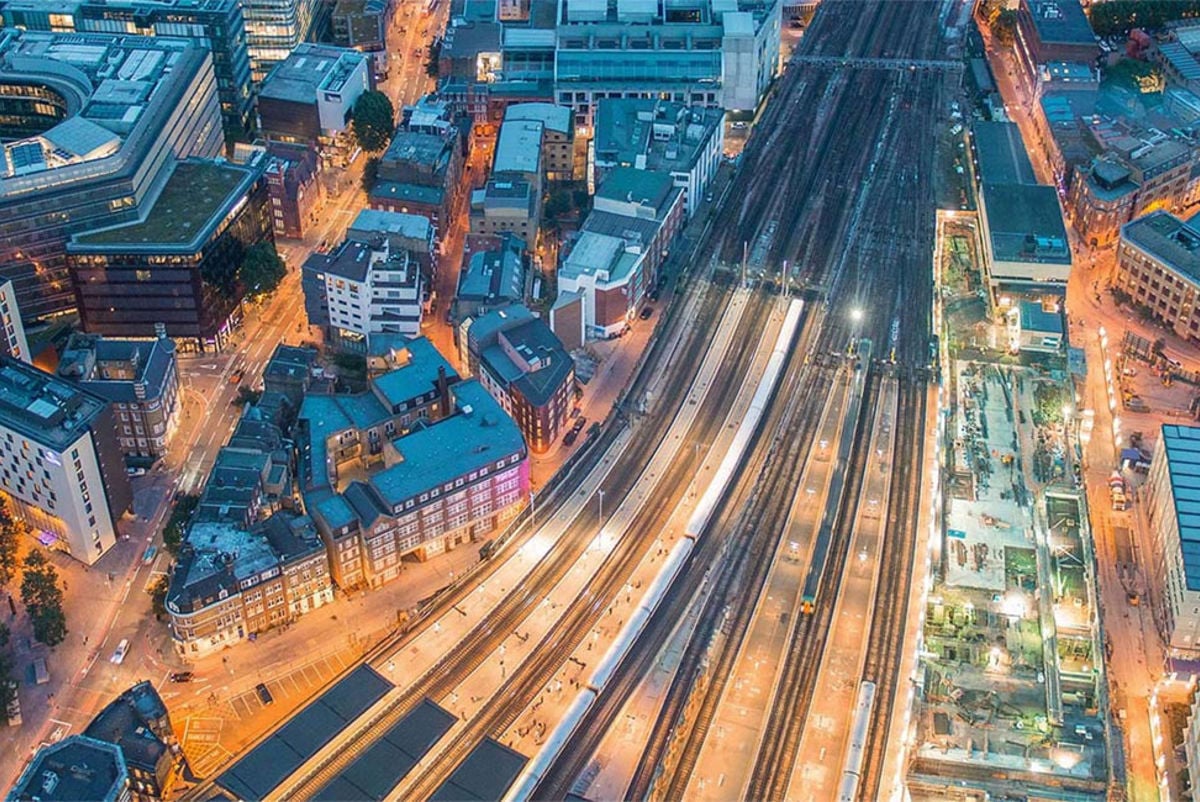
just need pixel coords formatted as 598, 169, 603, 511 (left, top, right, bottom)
166, 514, 333, 657
1013, 0, 1097, 94
257, 44, 372, 146
346, 208, 437, 280
502, 103, 575, 181
550, 0, 781, 119
66, 156, 274, 352
371, 119, 465, 235
0, 0, 254, 144
1145, 424, 1200, 655
1070, 156, 1140, 248
469, 177, 540, 251
1115, 211, 1200, 343
0, 280, 29, 363
83, 682, 182, 800
297, 339, 528, 589
455, 232, 526, 323
0, 356, 132, 564
301, 236, 425, 352
0, 30, 224, 322
466, 304, 574, 453
7, 736, 130, 802
331, 0, 386, 55
970, 122, 1071, 296
264, 144, 325, 239
554, 168, 683, 341
243, 0, 321, 79
57, 333, 179, 462
593, 99, 724, 218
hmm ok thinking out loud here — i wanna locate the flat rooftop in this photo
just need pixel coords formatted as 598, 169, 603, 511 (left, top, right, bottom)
259, 43, 365, 104
1161, 424, 1200, 591
1026, 0, 1095, 46
973, 121, 1038, 186
0, 355, 109, 450
493, 119, 543, 175
73, 159, 251, 247
1121, 210, 1200, 283
983, 182, 1071, 265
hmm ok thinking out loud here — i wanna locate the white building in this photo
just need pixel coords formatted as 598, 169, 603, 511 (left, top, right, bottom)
0, 357, 132, 564
0, 280, 29, 363
302, 237, 424, 351
1146, 424, 1200, 655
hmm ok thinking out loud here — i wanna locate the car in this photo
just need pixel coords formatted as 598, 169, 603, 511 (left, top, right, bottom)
229, 369, 244, 384
571, 417, 587, 434
563, 430, 579, 447
647, 289, 660, 302
125, 467, 147, 478
256, 682, 274, 705
732, 121, 748, 129
705, 192, 714, 203
110, 639, 130, 665
169, 671, 195, 683
570, 406, 582, 419
639, 307, 654, 320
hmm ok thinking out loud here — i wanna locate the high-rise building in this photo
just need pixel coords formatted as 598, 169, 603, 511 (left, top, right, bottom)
0, 30, 223, 322
243, 0, 322, 81
0, 356, 132, 565
0, 280, 29, 363
1145, 424, 1200, 656
0, 0, 253, 144
66, 156, 274, 352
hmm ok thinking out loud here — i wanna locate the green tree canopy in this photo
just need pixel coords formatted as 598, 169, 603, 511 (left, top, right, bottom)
0, 498, 23, 587
20, 550, 66, 647
239, 242, 287, 301
1089, 0, 1200, 36
148, 575, 169, 621
352, 91, 395, 153
163, 493, 200, 556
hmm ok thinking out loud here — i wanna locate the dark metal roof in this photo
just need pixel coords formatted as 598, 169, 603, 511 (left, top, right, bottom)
428, 737, 527, 802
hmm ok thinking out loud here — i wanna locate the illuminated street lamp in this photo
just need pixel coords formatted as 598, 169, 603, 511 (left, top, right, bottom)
850, 308, 864, 323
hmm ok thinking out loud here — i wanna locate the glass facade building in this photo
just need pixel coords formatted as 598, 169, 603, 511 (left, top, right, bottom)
0, 30, 223, 321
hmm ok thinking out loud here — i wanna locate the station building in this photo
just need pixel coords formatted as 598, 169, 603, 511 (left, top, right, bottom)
0, 355, 132, 565
1115, 210, 1200, 344
0, 30, 224, 322
1146, 424, 1200, 656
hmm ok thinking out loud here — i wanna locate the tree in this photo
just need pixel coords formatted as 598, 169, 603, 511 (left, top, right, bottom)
163, 494, 200, 557
544, 190, 571, 221
362, 156, 380, 193
239, 242, 287, 301
20, 550, 66, 647
0, 651, 15, 719
352, 91, 395, 153
425, 39, 442, 78
148, 575, 169, 621
0, 498, 22, 587
1089, 0, 1200, 37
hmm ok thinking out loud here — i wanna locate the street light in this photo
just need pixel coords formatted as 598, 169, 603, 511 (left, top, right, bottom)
850, 308, 864, 323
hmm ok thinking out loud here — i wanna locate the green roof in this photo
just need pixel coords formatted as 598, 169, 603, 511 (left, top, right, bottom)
75, 161, 249, 247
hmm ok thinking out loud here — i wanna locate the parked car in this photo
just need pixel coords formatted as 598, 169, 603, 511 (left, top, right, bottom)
563, 430, 579, 447
169, 671, 194, 683
110, 639, 130, 665
647, 289, 660, 302
125, 467, 147, 478
255, 683, 274, 705
639, 306, 654, 320
229, 369, 244, 384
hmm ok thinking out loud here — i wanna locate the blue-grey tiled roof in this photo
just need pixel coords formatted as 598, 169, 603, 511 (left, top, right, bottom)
1161, 424, 1200, 591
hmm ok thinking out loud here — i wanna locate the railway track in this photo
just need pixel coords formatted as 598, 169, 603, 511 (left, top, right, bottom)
526, 2, 947, 799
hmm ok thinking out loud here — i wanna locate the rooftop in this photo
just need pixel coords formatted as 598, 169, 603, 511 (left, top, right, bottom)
382, 130, 452, 170
594, 166, 675, 212
561, 229, 641, 283
972, 121, 1038, 186
983, 182, 1071, 265
1018, 300, 1063, 335
258, 43, 367, 105
349, 208, 433, 244
0, 31, 206, 189
1025, 0, 1095, 47
72, 159, 255, 248
9, 736, 128, 802
477, 308, 573, 407
370, 181, 445, 207
459, 233, 525, 302
368, 380, 524, 508
1160, 424, 1200, 590
1121, 210, 1200, 283
493, 119, 543, 175
594, 99, 724, 175
502, 102, 571, 135
57, 333, 176, 404
0, 355, 109, 450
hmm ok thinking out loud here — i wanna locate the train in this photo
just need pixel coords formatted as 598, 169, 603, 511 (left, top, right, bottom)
837, 680, 877, 801
800, 338, 872, 614
501, 300, 806, 802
